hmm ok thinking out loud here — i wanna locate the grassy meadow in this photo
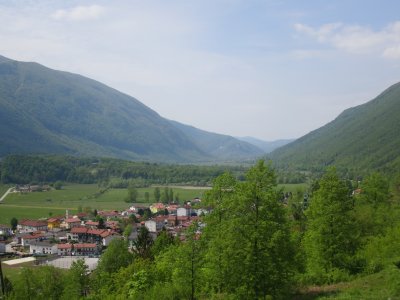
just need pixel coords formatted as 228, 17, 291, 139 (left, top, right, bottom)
0, 184, 209, 225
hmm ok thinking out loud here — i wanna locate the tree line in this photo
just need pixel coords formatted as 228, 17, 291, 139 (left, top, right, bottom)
0, 155, 247, 186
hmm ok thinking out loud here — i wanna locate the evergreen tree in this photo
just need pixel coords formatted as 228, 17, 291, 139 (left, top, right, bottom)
154, 187, 161, 202
133, 226, 154, 260
203, 161, 294, 299
303, 167, 359, 282
10, 217, 18, 231
62, 259, 89, 299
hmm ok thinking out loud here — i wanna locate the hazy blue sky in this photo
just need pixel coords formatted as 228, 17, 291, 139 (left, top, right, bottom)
1, 0, 400, 140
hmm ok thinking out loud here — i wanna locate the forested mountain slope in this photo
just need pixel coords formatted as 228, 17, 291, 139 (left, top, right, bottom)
0, 55, 261, 162
270, 82, 400, 173
169, 120, 264, 160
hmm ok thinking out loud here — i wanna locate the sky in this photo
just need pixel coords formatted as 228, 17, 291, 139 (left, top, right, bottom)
1, 0, 400, 141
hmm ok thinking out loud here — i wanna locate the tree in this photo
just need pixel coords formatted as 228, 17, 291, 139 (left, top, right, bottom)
62, 258, 89, 299
162, 187, 169, 204
143, 208, 152, 221
175, 224, 203, 300
133, 226, 154, 260
202, 172, 237, 294
123, 223, 133, 239
168, 188, 174, 204
154, 187, 161, 202
203, 161, 294, 299
10, 217, 18, 231
303, 168, 359, 282
144, 191, 150, 202
54, 181, 63, 190
96, 239, 133, 274
361, 172, 390, 206
96, 216, 105, 229
126, 185, 139, 203
11, 266, 65, 299
152, 229, 176, 257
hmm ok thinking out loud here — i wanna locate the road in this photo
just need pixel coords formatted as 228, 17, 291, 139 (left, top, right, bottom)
0, 188, 13, 202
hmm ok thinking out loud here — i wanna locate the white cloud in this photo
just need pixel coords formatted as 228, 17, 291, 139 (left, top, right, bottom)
51, 5, 105, 21
294, 21, 400, 58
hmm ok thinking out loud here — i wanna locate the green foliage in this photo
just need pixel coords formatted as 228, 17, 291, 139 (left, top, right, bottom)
203, 161, 295, 299
151, 229, 176, 257
10, 217, 18, 231
96, 239, 133, 274
125, 185, 139, 203
62, 259, 90, 299
303, 168, 360, 283
132, 227, 154, 260
10, 266, 65, 300
0, 154, 245, 186
153, 187, 161, 202
360, 172, 390, 206
144, 191, 150, 202
54, 180, 63, 190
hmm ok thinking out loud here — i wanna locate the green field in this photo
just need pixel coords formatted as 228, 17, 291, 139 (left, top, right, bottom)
278, 183, 308, 193
0, 184, 208, 224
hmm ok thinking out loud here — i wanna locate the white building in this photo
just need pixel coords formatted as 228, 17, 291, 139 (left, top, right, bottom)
30, 241, 58, 255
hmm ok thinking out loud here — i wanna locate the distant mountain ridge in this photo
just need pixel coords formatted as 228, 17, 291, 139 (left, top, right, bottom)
269, 82, 400, 173
237, 136, 294, 153
0, 55, 262, 162
169, 121, 265, 160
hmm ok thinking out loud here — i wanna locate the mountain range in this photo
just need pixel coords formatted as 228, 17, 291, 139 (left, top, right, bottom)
269, 82, 400, 174
237, 136, 294, 154
0, 55, 267, 162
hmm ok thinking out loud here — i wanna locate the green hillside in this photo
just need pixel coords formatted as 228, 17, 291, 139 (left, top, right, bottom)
169, 120, 264, 160
0, 55, 261, 162
269, 82, 400, 174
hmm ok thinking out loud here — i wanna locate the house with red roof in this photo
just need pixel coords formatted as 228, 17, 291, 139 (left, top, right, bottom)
64, 218, 82, 229
21, 232, 45, 246
18, 220, 48, 233
150, 203, 165, 214
57, 243, 99, 256
57, 243, 73, 256
85, 221, 99, 229
47, 217, 62, 230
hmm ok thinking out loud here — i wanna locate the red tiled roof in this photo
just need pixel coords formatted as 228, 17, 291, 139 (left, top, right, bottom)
47, 218, 61, 223
85, 221, 99, 226
75, 212, 88, 218
58, 243, 72, 249
75, 243, 97, 249
65, 218, 81, 223
152, 203, 165, 209
19, 220, 47, 227
22, 233, 44, 239
71, 227, 88, 234
87, 229, 106, 236
100, 231, 112, 238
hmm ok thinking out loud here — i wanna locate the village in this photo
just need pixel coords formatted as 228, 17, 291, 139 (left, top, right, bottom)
0, 197, 208, 269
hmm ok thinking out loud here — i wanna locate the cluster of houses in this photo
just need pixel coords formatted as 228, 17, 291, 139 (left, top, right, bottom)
0, 198, 208, 258
14, 184, 52, 193
1, 211, 121, 257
